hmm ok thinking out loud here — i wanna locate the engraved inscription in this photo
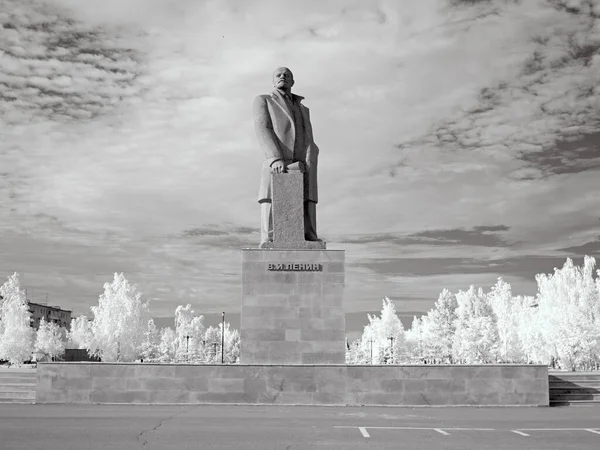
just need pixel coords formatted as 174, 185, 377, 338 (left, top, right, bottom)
267, 263, 323, 272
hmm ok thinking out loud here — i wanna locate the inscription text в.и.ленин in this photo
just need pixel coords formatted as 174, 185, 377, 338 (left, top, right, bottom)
267, 263, 323, 272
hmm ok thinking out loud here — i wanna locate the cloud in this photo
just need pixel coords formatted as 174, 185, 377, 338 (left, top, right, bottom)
0, 1, 142, 124
340, 226, 512, 247
1, 0, 599, 329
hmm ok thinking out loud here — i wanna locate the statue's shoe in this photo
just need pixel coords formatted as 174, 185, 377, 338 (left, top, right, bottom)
305, 234, 322, 242
258, 240, 273, 249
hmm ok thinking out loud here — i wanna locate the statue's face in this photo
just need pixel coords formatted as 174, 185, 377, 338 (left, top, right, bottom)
273, 67, 294, 90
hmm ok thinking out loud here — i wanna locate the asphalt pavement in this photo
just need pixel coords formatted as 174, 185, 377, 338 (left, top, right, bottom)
1, 403, 599, 449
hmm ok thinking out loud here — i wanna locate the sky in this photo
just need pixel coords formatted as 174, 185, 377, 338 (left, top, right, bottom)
1, 0, 599, 333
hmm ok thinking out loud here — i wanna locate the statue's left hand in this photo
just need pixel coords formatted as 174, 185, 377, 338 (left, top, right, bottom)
271, 159, 286, 174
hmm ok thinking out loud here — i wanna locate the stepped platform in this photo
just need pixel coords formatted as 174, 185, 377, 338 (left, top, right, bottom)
35, 362, 548, 406
549, 371, 600, 406
0, 367, 37, 404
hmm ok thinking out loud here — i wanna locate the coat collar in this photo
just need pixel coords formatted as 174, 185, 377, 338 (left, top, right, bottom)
271, 89, 305, 103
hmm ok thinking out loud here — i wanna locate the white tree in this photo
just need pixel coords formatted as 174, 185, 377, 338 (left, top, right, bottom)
174, 304, 205, 362
223, 323, 240, 364
353, 323, 377, 365
346, 337, 370, 364
420, 288, 458, 363
515, 296, 548, 365
188, 316, 206, 362
0, 273, 34, 365
67, 315, 93, 350
487, 278, 523, 362
34, 317, 66, 361
203, 322, 240, 364
536, 256, 600, 370
158, 327, 176, 362
359, 298, 406, 364
139, 319, 160, 362
404, 315, 425, 363
453, 286, 499, 363
89, 273, 150, 362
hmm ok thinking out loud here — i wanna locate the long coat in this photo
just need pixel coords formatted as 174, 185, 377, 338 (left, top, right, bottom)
253, 90, 319, 203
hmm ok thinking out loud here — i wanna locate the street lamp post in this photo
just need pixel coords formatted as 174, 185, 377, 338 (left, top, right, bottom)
186, 335, 190, 362
369, 339, 374, 365
221, 312, 225, 364
388, 337, 395, 364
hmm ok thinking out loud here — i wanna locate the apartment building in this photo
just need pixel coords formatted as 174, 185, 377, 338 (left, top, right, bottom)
28, 301, 72, 330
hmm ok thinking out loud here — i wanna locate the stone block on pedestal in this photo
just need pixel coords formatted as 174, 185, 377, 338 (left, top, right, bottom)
240, 249, 345, 364
261, 172, 326, 250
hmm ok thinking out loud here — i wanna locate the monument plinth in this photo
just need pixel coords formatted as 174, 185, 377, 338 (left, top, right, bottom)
241, 168, 344, 364
240, 248, 345, 364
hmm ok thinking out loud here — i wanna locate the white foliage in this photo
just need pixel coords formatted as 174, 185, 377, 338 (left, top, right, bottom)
515, 298, 549, 365
404, 315, 425, 363
360, 297, 406, 364
346, 337, 370, 364
203, 322, 239, 364
535, 256, 600, 370
487, 278, 523, 362
0, 273, 34, 365
34, 317, 66, 360
67, 315, 93, 350
419, 289, 458, 363
355, 255, 600, 370
139, 319, 160, 362
453, 286, 499, 364
158, 327, 176, 362
174, 304, 204, 362
89, 273, 149, 362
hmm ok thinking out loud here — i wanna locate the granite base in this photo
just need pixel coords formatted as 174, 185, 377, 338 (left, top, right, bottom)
36, 363, 549, 406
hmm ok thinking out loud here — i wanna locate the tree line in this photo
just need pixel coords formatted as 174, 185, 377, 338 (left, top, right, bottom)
1, 255, 598, 370
0, 273, 239, 365
347, 256, 600, 371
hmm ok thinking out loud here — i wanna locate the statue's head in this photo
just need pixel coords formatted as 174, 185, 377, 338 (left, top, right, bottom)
272, 67, 294, 91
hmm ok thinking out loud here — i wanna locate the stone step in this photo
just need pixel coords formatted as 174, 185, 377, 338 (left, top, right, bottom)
0, 384, 37, 393
0, 398, 35, 404
0, 368, 37, 374
0, 391, 35, 400
0, 370, 37, 376
550, 400, 600, 407
549, 374, 600, 381
550, 379, 600, 384
550, 393, 600, 401
550, 380, 600, 387
0, 376, 37, 384
550, 386, 600, 395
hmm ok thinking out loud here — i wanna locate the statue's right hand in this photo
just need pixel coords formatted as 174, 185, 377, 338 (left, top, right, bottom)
270, 160, 286, 174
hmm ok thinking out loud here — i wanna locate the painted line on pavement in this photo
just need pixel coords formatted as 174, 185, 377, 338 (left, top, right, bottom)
335, 426, 600, 437
334, 426, 496, 436
519, 428, 600, 431
444, 428, 495, 431
511, 430, 530, 437
358, 427, 370, 438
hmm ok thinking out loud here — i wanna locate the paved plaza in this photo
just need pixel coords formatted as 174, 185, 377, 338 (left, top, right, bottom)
1, 404, 599, 449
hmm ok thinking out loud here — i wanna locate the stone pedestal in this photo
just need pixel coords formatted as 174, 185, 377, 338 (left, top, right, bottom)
240, 249, 345, 364
272, 172, 305, 245
262, 172, 326, 250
